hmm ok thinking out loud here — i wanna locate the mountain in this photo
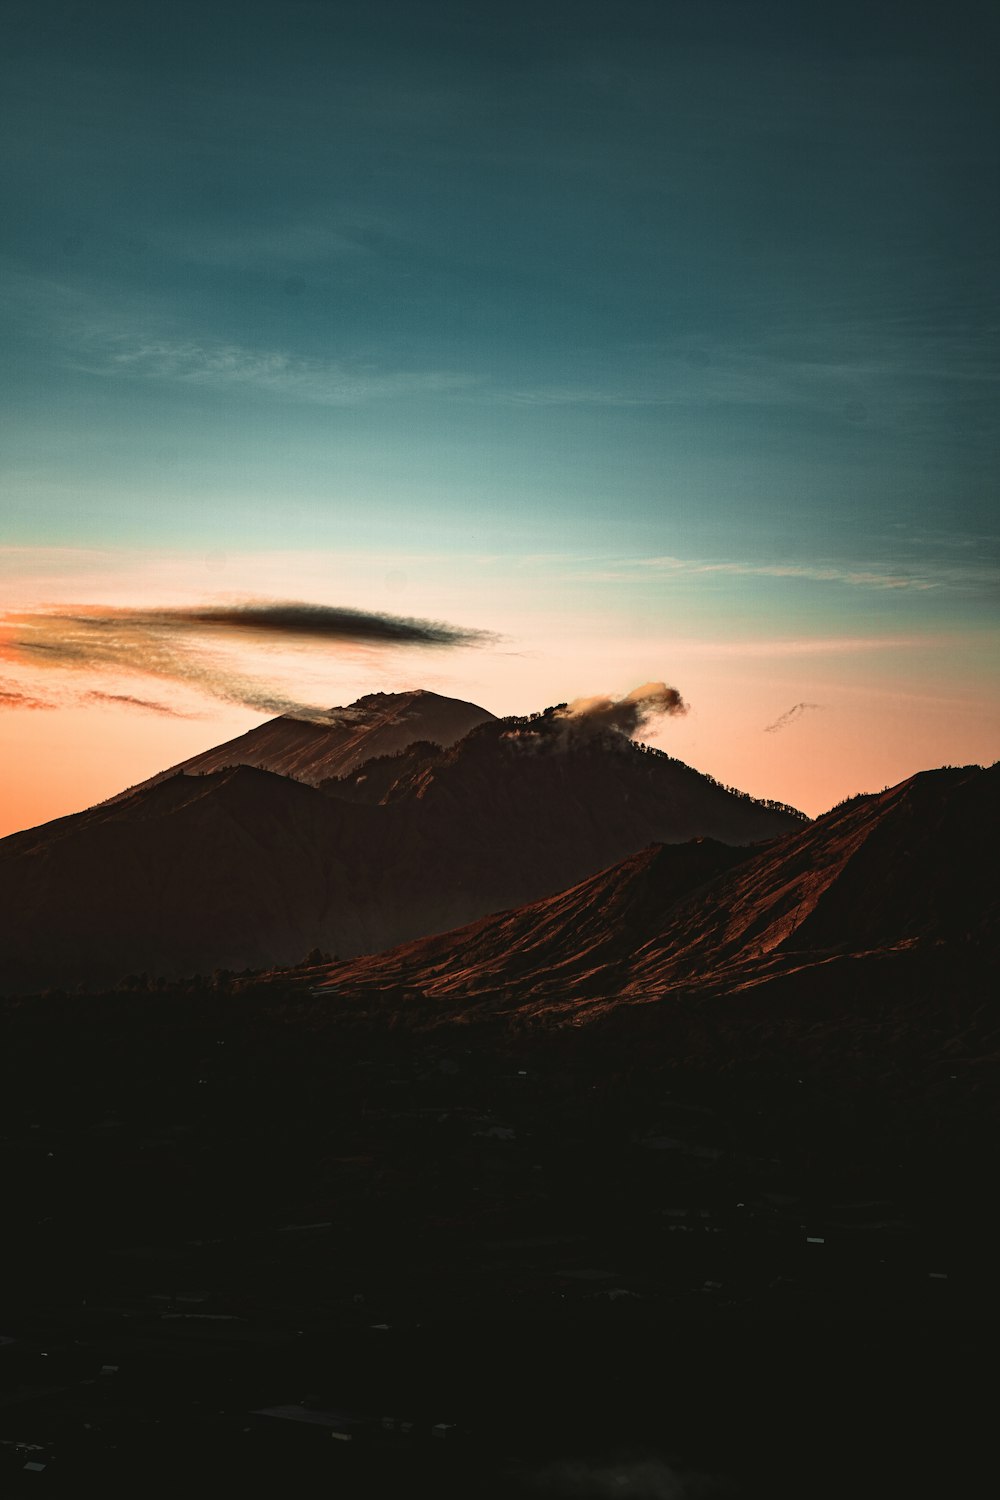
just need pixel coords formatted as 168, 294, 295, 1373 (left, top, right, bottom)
308, 763, 998, 1021
0, 766, 384, 992
107, 688, 495, 796
0, 697, 806, 993
316, 709, 804, 941
2, 759, 994, 1344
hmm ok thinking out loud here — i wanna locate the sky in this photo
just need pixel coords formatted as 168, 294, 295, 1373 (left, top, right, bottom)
1, 0, 998, 834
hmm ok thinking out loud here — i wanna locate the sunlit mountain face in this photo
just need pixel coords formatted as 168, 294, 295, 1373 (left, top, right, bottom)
107, 688, 497, 795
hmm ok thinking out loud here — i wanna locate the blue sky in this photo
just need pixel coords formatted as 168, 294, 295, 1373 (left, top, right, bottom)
1, 1, 998, 826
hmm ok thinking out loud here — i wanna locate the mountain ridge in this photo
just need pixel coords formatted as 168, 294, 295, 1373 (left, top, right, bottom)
99, 688, 496, 804
0, 690, 806, 993
305, 762, 998, 1023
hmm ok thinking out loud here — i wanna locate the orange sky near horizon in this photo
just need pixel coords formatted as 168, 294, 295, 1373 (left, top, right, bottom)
4, 3, 998, 840
2, 546, 996, 837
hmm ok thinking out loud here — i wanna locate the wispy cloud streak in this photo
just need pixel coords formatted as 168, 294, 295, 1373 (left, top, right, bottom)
584, 556, 941, 591
676, 636, 940, 659
2, 268, 479, 408
0, 680, 56, 710
500, 305, 1000, 418
80, 335, 479, 405
563, 551, 1000, 593
0, 600, 493, 720
765, 702, 823, 733
83, 691, 195, 718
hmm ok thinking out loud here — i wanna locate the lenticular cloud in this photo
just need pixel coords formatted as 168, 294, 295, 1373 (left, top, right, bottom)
0, 599, 491, 720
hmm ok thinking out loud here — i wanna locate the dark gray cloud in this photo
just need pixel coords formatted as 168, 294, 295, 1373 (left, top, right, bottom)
170, 601, 489, 647
764, 701, 823, 733
0, 599, 492, 720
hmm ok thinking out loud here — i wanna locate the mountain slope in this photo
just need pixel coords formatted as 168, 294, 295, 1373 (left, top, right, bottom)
618, 762, 1000, 991
305, 838, 752, 1002
317, 713, 805, 941
0, 767, 387, 992
108, 689, 495, 796
310, 763, 997, 1018
0, 699, 807, 993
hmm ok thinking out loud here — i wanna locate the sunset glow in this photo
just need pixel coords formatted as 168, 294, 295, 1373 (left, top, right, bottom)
2, 2, 997, 835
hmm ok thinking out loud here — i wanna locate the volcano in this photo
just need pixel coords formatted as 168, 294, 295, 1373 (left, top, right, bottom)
106, 687, 496, 796
0, 694, 805, 993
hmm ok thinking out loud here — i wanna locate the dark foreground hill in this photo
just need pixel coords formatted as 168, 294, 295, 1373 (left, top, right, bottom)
0, 700, 804, 993
0, 767, 995, 1489
0, 766, 995, 1344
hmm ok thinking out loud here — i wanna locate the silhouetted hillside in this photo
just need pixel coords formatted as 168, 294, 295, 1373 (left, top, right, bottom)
316, 711, 804, 946
0, 766, 384, 991
311, 763, 998, 1021
0, 699, 805, 993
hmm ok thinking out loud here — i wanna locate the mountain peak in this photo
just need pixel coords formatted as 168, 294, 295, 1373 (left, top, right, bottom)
102, 689, 496, 800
